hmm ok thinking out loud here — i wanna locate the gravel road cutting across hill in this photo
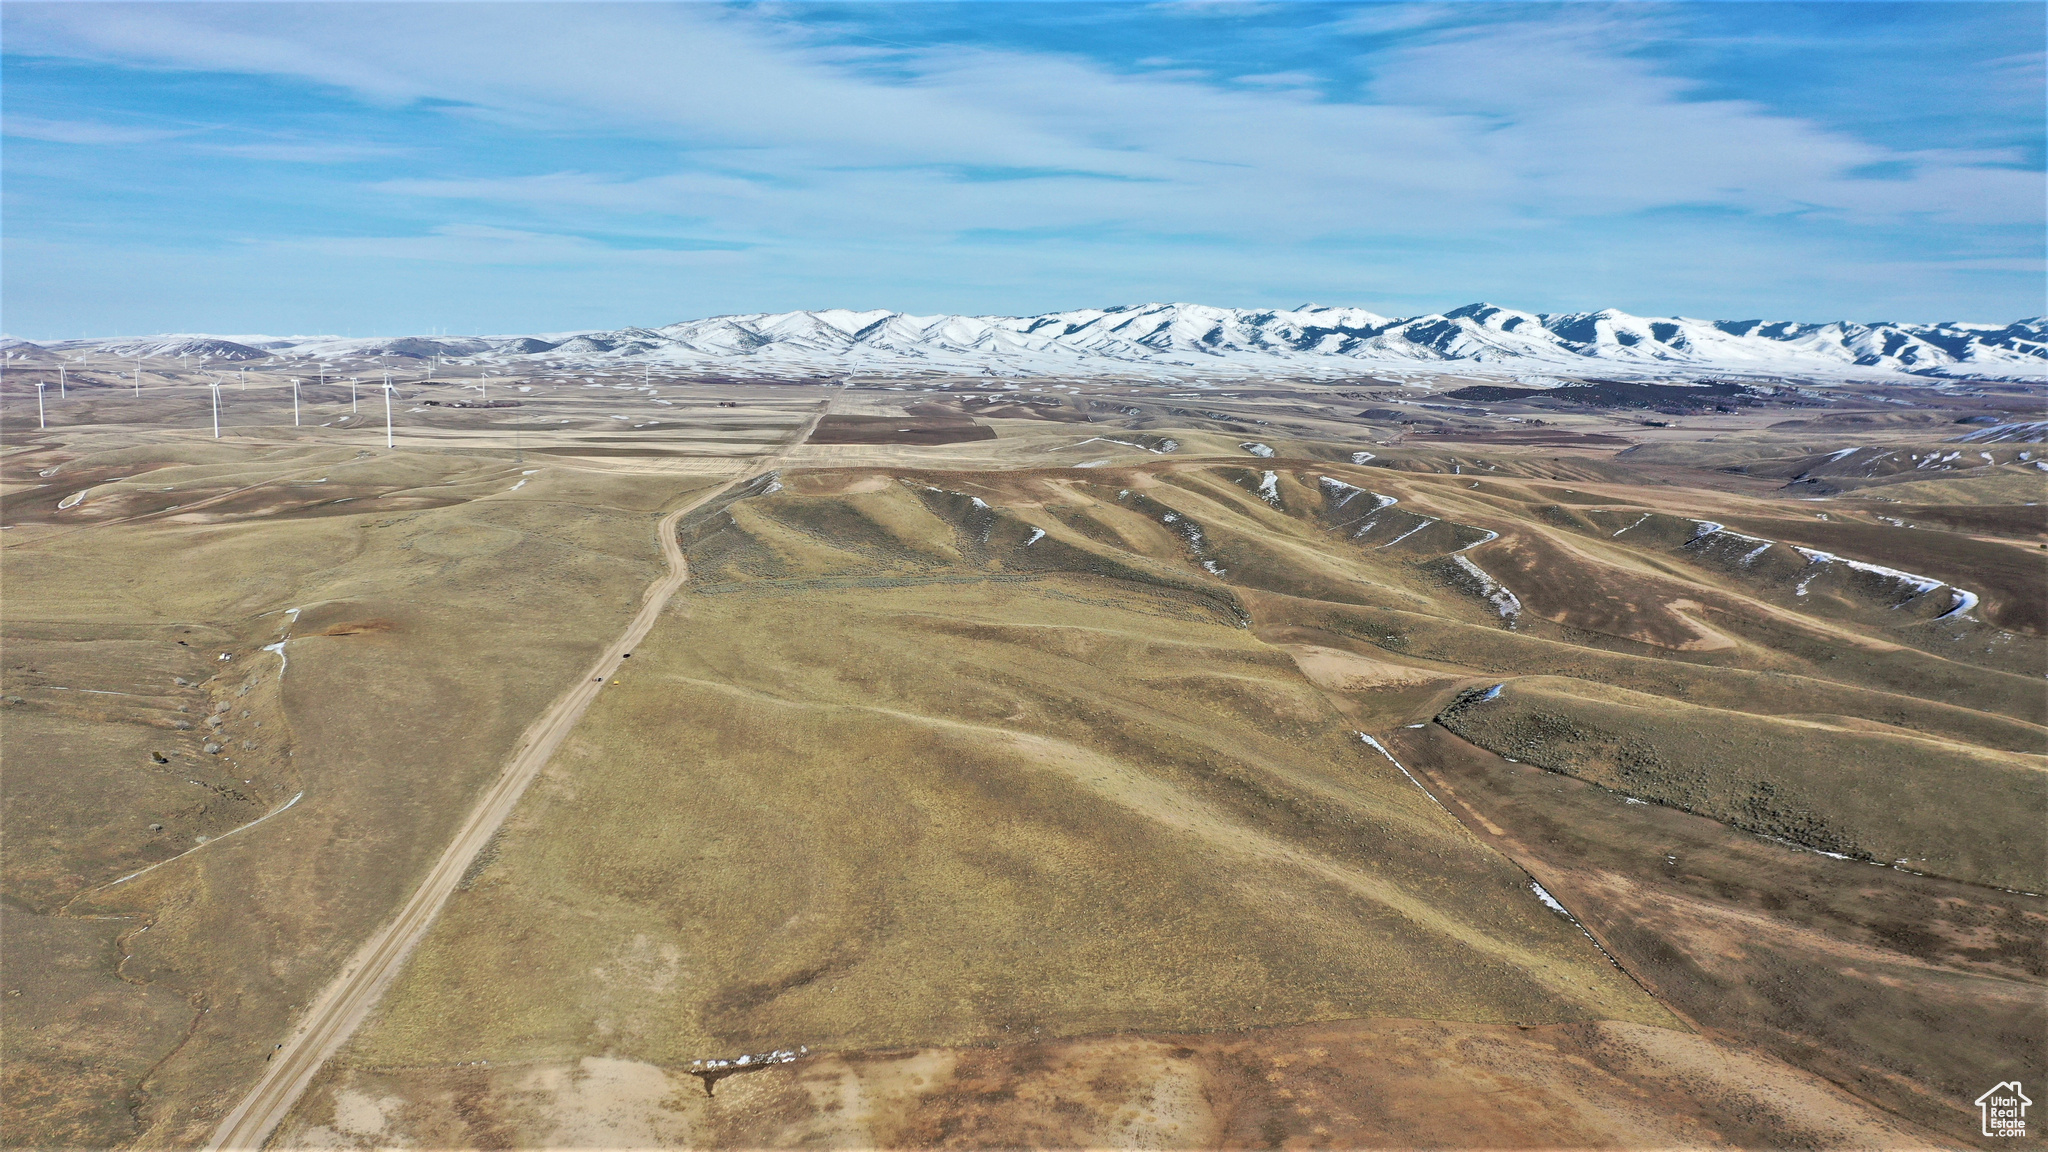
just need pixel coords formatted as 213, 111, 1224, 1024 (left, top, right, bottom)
205, 391, 840, 1151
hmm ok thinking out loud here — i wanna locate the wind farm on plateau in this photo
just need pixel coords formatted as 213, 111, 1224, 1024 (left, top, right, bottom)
1, 305, 2044, 1151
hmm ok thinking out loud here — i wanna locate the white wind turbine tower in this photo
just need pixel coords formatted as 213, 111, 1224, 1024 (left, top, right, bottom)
58, 362, 66, 399
134, 357, 142, 397
36, 380, 46, 429
350, 377, 358, 413
210, 377, 222, 438
382, 378, 395, 448
292, 378, 301, 426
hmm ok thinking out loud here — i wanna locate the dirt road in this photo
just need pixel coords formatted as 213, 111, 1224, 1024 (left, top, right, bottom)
206, 392, 838, 1150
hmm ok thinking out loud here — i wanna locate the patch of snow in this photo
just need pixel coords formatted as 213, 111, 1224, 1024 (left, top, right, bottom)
690, 1047, 808, 1074
1318, 476, 1394, 510
103, 790, 305, 889
44, 686, 141, 697
1936, 588, 1979, 620
1241, 442, 1275, 458
1355, 731, 1397, 759
1455, 529, 1499, 553
1074, 436, 1172, 454
1023, 527, 1045, 546
1529, 881, 1572, 917
1452, 556, 1522, 621
1350, 451, 1376, 464
1956, 421, 2048, 444
1378, 517, 1438, 548
1792, 546, 1954, 606
1356, 732, 1453, 812
1256, 470, 1280, 506
1612, 513, 1650, 537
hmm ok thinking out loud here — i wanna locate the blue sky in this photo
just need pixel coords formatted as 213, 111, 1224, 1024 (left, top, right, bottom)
3, 1, 2042, 337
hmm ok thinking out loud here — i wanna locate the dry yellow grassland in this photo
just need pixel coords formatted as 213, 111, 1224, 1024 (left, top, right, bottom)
6, 369, 2040, 1150
3, 435, 719, 1149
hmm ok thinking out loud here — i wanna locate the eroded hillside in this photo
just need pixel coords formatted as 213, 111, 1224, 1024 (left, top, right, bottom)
289, 454, 2043, 1148
4, 360, 2041, 1150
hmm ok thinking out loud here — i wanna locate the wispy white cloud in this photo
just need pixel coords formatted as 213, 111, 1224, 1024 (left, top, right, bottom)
1147, 2, 1293, 19
1230, 70, 1321, 89
1327, 5, 1463, 37
265, 223, 752, 266
11, 2, 2035, 235
2, 1, 2038, 330
3, 114, 187, 145
201, 140, 407, 164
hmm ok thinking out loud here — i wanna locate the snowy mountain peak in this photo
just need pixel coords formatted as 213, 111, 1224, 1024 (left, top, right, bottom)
24, 302, 2045, 381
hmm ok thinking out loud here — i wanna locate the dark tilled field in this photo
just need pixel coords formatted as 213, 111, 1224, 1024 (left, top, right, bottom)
910, 397, 1093, 422
809, 415, 999, 444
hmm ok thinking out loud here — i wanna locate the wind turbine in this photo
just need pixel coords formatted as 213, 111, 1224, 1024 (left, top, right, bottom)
210, 377, 222, 438
134, 357, 142, 397
36, 380, 46, 429
292, 378, 301, 427
350, 377, 358, 413
382, 378, 395, 449
58, 362, 66, 399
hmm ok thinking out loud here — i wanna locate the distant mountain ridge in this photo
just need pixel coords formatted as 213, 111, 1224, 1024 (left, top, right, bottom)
9, 302, 2044, 380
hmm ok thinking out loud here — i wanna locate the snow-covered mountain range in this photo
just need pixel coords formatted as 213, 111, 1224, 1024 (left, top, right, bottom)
8, 302, 2044, 381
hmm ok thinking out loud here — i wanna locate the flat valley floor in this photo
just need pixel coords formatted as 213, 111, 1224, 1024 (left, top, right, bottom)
2, 361, 2043, 1149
